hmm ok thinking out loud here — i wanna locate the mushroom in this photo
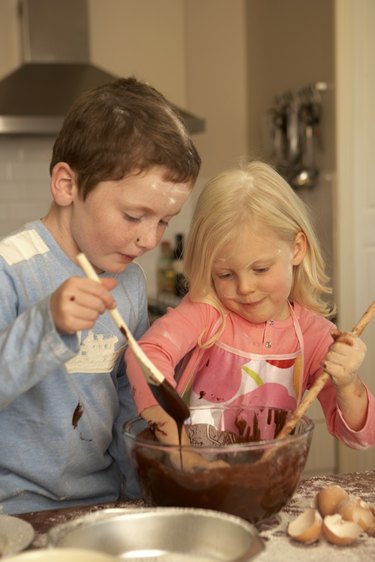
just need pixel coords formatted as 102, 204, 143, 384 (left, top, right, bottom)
323, 513, 362, 545
288, 508, 322, 544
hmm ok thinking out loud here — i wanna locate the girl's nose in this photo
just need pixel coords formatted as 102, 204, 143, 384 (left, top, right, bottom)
237, 274, 255, 295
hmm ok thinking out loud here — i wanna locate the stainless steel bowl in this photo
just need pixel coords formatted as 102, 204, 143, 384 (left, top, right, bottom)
48, 507, 264, 561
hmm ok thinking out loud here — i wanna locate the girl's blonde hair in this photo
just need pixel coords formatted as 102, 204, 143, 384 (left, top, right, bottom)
184, 161, 334, 337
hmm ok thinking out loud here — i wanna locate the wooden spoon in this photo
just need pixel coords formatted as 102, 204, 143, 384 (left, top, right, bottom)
262, 300, 375, 461
76, 253, 190, 426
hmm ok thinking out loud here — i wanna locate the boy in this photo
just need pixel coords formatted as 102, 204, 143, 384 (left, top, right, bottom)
0, 77, 201, 514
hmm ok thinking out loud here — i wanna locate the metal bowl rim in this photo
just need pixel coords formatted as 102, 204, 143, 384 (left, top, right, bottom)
48, 506, 264, 562
49, 506, 260, 537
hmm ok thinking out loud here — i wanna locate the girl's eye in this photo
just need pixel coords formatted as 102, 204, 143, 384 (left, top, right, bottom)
159, 219, 170, 227
216, 272, 233, 280
254, 267, 269, 274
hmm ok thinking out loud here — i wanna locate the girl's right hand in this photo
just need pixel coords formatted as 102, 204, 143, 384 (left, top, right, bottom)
324, 329, 367, 388
50, 276, 117, 334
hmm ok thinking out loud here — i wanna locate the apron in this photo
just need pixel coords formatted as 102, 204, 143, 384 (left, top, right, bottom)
178, 304, 305, 425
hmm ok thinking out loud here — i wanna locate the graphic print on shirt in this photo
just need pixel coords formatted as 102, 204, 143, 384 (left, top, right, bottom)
65, 330, 120, 373
189, 342, 303, 411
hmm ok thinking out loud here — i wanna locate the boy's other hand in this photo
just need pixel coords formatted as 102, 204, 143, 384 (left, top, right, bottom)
50, 277, 117, 334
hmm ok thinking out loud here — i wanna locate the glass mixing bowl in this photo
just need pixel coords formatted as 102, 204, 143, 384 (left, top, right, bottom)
123, 405, 314, 524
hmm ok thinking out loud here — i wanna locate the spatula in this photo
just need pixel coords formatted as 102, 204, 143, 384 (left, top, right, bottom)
76, 253, 190, 426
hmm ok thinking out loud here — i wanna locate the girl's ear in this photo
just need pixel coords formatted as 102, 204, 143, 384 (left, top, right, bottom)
50, 162, 78, 206
292, 231, 307, 265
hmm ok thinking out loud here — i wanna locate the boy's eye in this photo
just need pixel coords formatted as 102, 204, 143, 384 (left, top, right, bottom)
159, 219, 170, 227
124, 213, 141, 222
254, 267, 269, 274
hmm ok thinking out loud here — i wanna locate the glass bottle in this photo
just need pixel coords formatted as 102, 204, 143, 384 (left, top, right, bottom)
157, 240, 176, 295
173, 233, 188, 297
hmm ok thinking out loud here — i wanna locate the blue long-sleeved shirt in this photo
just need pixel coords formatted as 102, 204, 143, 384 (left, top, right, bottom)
0, 220, 147, 514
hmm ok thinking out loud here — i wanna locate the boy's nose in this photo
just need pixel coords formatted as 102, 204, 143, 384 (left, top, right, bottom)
136, 226, 160, 251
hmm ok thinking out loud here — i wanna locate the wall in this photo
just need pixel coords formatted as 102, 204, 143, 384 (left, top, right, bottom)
0, 137, 52, 238
243, 0, 336, 476
246, 0, 335, 283
184, 0, 249, 179
0, 0, 249, 297
335, 0, 375, 473
0, 0, 208, 295
0, 0, 19, 77
89, 0, 187, 107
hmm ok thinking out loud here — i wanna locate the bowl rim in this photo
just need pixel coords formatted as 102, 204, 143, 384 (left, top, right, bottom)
48, 507, 265, 562
123, 405, 314, 452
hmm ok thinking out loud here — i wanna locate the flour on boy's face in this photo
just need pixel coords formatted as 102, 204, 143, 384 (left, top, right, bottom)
70, 166, 192, 274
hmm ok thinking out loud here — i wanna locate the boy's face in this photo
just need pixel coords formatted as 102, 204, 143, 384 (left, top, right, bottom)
68, 166, 192, 273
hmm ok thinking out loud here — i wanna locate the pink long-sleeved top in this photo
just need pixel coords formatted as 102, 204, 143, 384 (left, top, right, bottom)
125, 298, 375, 449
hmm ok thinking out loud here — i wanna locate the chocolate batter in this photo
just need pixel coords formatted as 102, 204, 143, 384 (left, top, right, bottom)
128, 408, 313, 524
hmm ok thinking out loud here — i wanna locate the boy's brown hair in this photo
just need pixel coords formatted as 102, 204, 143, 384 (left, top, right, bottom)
50, 77, 201, 199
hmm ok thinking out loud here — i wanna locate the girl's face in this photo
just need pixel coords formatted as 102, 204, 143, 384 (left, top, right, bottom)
211, 224, 306, 323
52, 165, 192, 273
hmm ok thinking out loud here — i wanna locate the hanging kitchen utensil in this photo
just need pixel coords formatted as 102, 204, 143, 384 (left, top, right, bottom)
291, 87, 321, 189
287, 93, 301, 165
290, 122, 319, 188
272, 95, 290, 170
76, 253, 190, 427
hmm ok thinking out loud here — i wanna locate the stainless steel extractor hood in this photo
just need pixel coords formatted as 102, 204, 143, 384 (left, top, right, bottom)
0, 0, 205, 135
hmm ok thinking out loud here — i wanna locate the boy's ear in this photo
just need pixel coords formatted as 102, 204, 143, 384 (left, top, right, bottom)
50, 162, 77, 206
292, 231, 307, 265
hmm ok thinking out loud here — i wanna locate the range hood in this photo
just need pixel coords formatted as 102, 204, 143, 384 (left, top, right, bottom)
0, 0, 205, 135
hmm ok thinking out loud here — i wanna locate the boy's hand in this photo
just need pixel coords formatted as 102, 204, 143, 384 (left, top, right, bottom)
324, 329, 367, 388
169, 449, 229, 472
142, 405, 229, 472
50, 276, 117, 334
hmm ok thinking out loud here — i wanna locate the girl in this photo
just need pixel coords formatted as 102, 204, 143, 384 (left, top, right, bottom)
126, 161, 375, 458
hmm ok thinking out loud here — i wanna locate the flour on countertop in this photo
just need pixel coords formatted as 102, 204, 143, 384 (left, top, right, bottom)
256, 472, 375, 561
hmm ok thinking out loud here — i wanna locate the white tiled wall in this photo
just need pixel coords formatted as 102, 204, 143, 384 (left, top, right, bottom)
0, 137, 53, 238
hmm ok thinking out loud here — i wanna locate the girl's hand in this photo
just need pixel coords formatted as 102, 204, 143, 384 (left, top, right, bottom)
324, 329, 367, 388
50, 276, 117, 334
